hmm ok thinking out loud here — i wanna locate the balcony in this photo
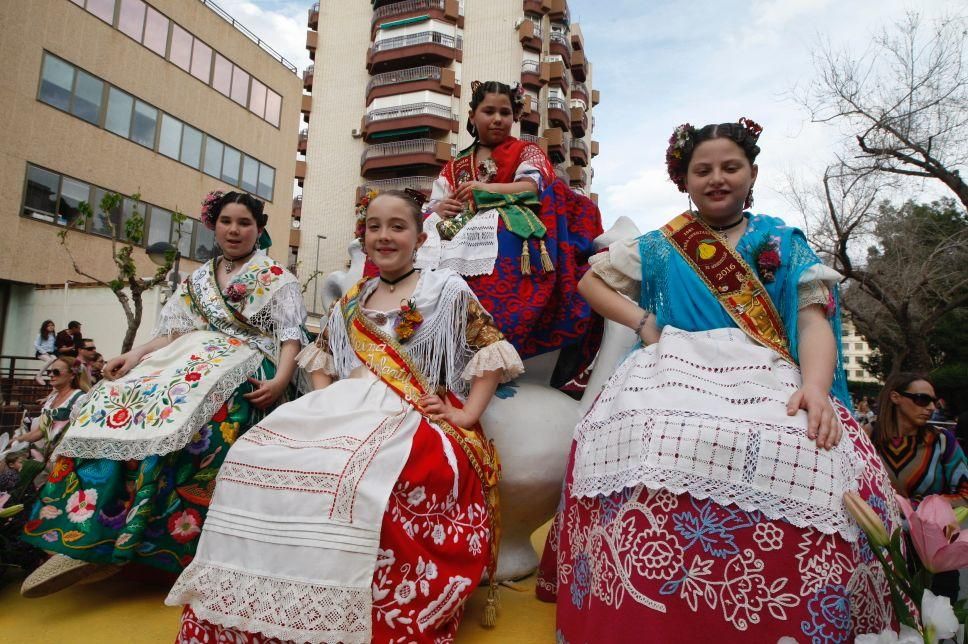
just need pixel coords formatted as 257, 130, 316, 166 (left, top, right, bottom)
549, 31, 571, 66
300, 95, 312, 117
544, 127, 566, 164
517, 20, 543, 53
591, 88, 600, 106
570, 105, 587, 138
371, 0, 463, 36
521, 60, 549, 90
569, 137, 588, 166
549, 0, 569, 22
292, 195, 302, 220
307, 29, 317, 61
366, 65, 457, 104
289, 226, 301, 249
363, 102, 459, 139
295, 160, 307, 188
570, 22, 584, 50
303, 65, 314, 91
523, 0, 551, 13
521, 133, 548, 153
308, 2, 318, 30
367, 31, 462, 74
361, 138, 452, 175
572, 49, 587, 81
519, 95, 540, 127
567, 164, 587, 187
547, 97, 570, 132
358, 175, 436, 202
570, 81, 588, 106
547, 59, 570, 90
591, 140, 599, 157
298, 128, 308, 154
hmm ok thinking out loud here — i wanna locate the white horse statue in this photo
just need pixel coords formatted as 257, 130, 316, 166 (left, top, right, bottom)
318, 218, 642, 580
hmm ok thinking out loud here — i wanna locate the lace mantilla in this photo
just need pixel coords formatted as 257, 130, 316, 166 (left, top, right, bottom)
166, 562, 371, 644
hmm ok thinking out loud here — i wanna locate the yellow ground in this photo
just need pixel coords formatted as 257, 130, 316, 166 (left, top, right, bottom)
1, 525, 557, 643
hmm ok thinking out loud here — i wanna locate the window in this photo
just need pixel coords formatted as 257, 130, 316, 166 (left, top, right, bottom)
175, 217, 194, 257
158, 113, 182, 159
104, 87, 134, 138
169, 24, 193, 72
146, 207, 172, 247
855, 343, 864, 350
843, 356, 851, 364
230, 66, 249, 106
257, 164, 275, 201
202, 138, 223, 178
249, 79, 267, 118
855, 370, 866, 378
131, 99, 157, 148
118, 0, 146, 41
193, 225, 216, 261
86, 0, 116, 23
190, 39, 212, 83
120, 197, 143, 241
58, 177, 90, 227
180, 125, 203, 169
265, 90, 281, 127
142, 7, 169, 56
39, 55, 75, 111
221, 146, 241, 185
23, 165, 60, 218
241, 156, 259, 193
89, 188, 123, 237
71, 70, 104, 124
212, 54, 232, 96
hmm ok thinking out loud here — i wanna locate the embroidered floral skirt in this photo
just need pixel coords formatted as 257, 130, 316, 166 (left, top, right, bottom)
537, 405, 901, 643
21, 362, 271, 573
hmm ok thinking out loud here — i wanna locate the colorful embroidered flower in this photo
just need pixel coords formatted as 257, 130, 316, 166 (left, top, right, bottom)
752, 522, 784, 551
424, 560, 438, 581
160, 406, 173, 420
167, 508, 203, 543
185, 371, 202, 383
393, 580, 417, 605
225, 282, 248, 303
106, 408, 132, 430
200, 190, 224, 230
42, 532, 59, 543
212, 403, 229, 423
227, 338, 242, 347
39, 505, 63, 520
394, 298, 424, 343
630, 529, 683, 580
269, 265, 284, 275
47, 457, 74, 483
407, 486, 427, 507
477, 158, 498, 183
97, 500, 128, 530
219, 421, 239, 443
186, 426, 212, 455
65, 488, 98, 523
431, 523, 446, 545
755, 237, 782, 283
354, 190, 378, 242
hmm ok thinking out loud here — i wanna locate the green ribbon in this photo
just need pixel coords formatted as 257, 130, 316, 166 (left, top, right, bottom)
471, 190, 545, 240
258, 229, 272, 250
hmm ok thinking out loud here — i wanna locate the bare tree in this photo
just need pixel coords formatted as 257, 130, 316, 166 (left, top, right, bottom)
799, 12, 968, 208
60, 192, 184, 353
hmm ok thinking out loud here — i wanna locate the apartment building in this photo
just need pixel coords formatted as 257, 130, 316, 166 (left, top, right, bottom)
297, 0, 600, 315
842, 318, 880, 383
0, 0, 302, 357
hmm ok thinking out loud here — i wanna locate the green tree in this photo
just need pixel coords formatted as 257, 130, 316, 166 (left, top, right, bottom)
59, 191, 184, 353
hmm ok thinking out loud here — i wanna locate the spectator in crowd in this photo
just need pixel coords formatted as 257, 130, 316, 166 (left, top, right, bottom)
931, 397, 950, 423
872, 373, 968, 602
54, 321, 82, 357
89, 352, 104, 384
33, 320, 57, 384
76, 338, 97, 380
853, 397, 876, 436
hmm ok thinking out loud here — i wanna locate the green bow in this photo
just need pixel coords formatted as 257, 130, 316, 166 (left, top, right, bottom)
471, 190, 545, 240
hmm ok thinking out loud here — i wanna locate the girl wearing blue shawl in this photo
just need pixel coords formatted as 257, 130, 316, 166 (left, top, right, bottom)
538, 120, 900, 642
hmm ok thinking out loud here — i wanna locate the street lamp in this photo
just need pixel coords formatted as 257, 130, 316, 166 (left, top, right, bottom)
146, 242, 181, 294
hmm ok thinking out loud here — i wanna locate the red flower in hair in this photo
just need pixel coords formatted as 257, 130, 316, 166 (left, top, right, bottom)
200, 190, 224, 231
665, 123, 693, 193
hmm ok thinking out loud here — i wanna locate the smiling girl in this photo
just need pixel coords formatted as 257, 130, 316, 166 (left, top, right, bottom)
167, 191, 523, 643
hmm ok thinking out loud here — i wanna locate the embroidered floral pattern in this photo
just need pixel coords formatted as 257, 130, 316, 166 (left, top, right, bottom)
168, 508, 203, 544
65, 488, 98, 523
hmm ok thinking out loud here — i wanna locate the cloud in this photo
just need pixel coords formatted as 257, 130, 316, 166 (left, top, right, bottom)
213, 0, 312, 73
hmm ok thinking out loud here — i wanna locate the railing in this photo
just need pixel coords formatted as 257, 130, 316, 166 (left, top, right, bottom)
528, 21, 544, 39
304, 65, 315, 82
0, 355, 48, 407
367, 65, 443, 94
570, 138, 588, 154
571, 81, 588, 97
550, 31, 569, 46
547, 97, 568, 112
521, 60, 541, 74
372, 0, 449, 23
299, 128, 309, 140
365, 102, 457, 125
521, 134, 542, 144
196, 0, 297, 73
372, 31, 462, 53
362, 138, 440, 163
362, 176, 436, 193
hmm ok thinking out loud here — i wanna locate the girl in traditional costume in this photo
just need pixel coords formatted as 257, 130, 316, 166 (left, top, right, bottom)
537, 120, 900, 642
166, 191, 523, 643
21, 191, 306, 596
416, 81, 602, 382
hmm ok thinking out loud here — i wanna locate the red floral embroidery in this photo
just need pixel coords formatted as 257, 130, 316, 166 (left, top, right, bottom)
47, 457, 74, 483
269, 265, 283, 275
106, 408, 132, 429
185, 372, 202, 383
212, 403, 228, 423
168, 508, 203, 544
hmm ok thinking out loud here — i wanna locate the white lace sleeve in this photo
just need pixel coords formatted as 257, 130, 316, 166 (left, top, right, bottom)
425, 174, 454, 214
462, 340, 524, 383
268, 281, 308, 346
797, 264, 840, 311
514, 161, 545, 193
589, 238, 642, 302
151, 288, 201, 338
295, 342, 337, 375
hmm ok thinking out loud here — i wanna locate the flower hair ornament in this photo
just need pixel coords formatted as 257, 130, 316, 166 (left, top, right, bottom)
354, 190, 378, 242
665, 123, 694, 193
738, 117, 763, 142
200, 190, 224, 230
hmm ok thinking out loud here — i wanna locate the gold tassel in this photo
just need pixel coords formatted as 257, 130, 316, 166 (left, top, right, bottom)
520, 240, 531, 275
482, 581, 499, 627
539, 240, 555, 273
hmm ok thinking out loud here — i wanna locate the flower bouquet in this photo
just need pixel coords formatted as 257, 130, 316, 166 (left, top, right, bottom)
844, 491, 968, 643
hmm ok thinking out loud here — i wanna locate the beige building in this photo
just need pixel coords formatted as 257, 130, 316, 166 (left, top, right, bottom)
0, 0, 302, 358
297, 0, 600, 316
841, 318, 880, 383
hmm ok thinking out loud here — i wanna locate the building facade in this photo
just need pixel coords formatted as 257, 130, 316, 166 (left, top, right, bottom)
296, 0, 600, 316
841, 318, 880, 383
0, 0, 302, 358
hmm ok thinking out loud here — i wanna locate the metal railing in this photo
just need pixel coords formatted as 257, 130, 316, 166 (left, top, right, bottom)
571, 81, 588, 97
528, 21, 544, 39
372, 0, 450, 22
197, 0, 297, 74
521, 134, 542, 144
521, 60, 541, 74
372, 31, 462, 53
304, 65, 315, 82
362, 176, 436, 193
367, 65, 443, 94
547, 97, 568, 112
362, 138, 440, 163
364, 102, 457, 125
570, 138, 588, 154
550, 31, 569, 46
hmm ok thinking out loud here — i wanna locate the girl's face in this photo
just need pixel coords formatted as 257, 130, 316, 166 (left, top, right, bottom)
45, 322, 55, 333
215, 203, 262, 258
47, 359, 72, 389
471, 93, 514, 146
685, 137, 757, 221
890, 379, 937, 431
364, 196, 427, 275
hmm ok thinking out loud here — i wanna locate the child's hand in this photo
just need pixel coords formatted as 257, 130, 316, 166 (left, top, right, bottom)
418, 394, 476, 428
638, 314, 660, 345
787, 385, 842, 450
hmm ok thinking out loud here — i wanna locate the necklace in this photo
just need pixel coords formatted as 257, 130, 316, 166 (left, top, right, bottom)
222, 250, 255, 274
380, 268, 417, 292
707, 214, 745, 232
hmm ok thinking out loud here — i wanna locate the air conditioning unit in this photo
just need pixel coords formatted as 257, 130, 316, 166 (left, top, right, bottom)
351, 128, 363, 138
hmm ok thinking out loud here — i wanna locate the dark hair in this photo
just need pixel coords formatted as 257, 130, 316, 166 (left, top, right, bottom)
466, 81, 524, 138
368, 190, 424, 230
215, 191, 268, 229
666, 119, 763, 192
39, 320, 55, 340
872, 372, 935, 448
68, 321, 81, 330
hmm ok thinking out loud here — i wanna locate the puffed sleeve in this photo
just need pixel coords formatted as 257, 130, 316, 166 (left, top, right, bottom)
270, 281, 309, 346
151, 283, 202, 338
461, 299, 524, 383
588, 238, 642, 302
797, 263, 841, 312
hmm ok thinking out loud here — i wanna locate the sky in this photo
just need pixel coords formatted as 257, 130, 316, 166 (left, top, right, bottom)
228, 0, 962, 234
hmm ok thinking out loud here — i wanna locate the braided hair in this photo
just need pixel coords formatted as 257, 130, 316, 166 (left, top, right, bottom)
213, 191, 268, 228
